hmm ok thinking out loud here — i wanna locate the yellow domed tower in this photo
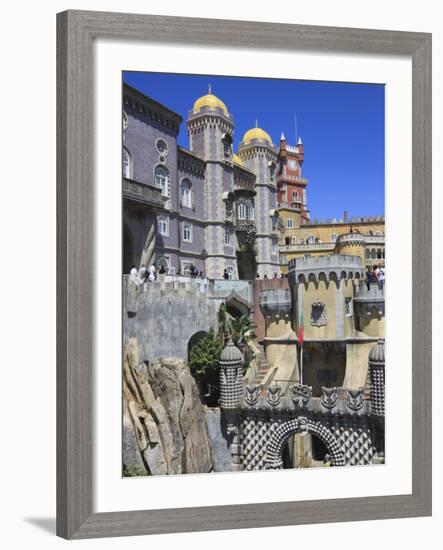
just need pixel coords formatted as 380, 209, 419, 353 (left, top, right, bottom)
187, 84, 234, 163
187, 86, 239, 279
238, 122, 279, 278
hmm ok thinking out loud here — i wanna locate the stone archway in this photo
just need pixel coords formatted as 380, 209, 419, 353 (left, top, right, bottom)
265, 417, 346, 469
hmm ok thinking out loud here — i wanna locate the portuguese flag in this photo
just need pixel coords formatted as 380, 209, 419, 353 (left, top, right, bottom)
297, 312, 304, 346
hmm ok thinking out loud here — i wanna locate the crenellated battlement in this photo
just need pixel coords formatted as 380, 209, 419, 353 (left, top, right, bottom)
288, 254, 364, 285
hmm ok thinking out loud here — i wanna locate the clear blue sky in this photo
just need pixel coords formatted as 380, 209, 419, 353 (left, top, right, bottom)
123, 71, 384, 220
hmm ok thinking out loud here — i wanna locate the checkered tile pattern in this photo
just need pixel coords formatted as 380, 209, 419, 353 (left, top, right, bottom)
240, 415, 275, 470
334, 426, 375, 465
370, 364, 385, 416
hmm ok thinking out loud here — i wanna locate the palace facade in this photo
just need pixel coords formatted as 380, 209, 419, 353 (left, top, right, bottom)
123, 84, 279, 280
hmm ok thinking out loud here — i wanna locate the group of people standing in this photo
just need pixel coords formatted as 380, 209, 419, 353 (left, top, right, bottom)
129, 263, 166, 283
365, 264, 385, 291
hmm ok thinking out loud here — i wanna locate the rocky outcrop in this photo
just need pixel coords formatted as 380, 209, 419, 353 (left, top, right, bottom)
123, 338, 214, 476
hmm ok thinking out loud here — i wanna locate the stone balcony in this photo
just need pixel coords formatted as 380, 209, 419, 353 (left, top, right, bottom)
279, 201, 302, 212
354, 282, 385, 302
259, 288, 292, 317
235, 219, 256, 233
279, 242, 335, 253
123, 178, 167, 208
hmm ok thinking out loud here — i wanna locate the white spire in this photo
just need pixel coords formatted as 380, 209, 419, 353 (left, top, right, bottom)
280, 132, 286, 140
208, 83, 212, 94
298, 136, 303, 145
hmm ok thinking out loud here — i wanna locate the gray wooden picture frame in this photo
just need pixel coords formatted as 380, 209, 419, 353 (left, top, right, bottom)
57, 10, 432, 539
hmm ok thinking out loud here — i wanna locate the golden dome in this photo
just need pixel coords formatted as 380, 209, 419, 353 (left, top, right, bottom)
232, 153, 244, 166
242, 126, 272, 145
193, 85, 229, 115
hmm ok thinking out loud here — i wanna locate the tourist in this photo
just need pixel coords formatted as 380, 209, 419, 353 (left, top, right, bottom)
365, 266, 373, 291
378, 267, 385, 290
129, 265, 138, 280
373, 264, 380, 280
139, 264, 147, 282
148, 264, 156, 282
158, 264, 166, 275
223, 269, 229, 280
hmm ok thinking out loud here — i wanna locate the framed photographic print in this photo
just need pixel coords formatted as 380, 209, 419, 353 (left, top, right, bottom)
57, 10, 432, 539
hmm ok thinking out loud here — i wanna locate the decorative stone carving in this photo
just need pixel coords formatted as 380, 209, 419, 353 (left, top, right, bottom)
321, 386, 338, 409
291, 384, 312, 407
244, 384, 260, 406
267, 385, 282, 407
347, 389, 364, 411
311, 301, 328, 326
298, 416, 308, 435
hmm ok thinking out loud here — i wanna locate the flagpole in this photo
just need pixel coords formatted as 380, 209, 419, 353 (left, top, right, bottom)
300, 342, 304, 385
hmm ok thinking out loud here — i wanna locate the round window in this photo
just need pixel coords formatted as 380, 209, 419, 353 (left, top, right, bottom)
156, 139, 168, 156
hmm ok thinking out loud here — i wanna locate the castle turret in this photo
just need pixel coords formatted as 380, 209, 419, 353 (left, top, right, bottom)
334, 232, 366, 266
219, 339, 243, 409
368, 338, 385, 456
369, 339, 385, 417
297, 136, 304, 165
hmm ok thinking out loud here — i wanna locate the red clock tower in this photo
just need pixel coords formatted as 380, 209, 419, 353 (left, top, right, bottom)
276, 133, 310, 224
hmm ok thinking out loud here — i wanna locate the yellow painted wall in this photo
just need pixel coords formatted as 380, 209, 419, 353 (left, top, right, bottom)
302, 344, 346, 397
283, 222, 385, 243
358, 307, 385, 337
335, 242, 366, 267
342, 341, 375, 390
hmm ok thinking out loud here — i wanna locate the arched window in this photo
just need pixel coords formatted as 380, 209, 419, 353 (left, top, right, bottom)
237, 201, 246, 220
268, 161, 276, 182
154, 165, 170, 197
157, 256, 170, 272
180, 179, 192, 208
245, 201, 254, 221
307, 235, 316, 244
183, 223, 192, 242
122, 147, 132, 178
222, 133, 233, 158
331, 233, 338, 243
292, 191, 299, 202
158, 215, 169, 236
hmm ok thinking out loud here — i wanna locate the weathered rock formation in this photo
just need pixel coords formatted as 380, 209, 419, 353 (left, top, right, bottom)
123, 338, 214, 475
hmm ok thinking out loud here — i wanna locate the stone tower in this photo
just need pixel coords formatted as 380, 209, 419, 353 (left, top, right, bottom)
187, 86, 238, 279
368, 338, 385, 455
369, 339, 385, 417
219, 339, 243, 409
238, 124, 280, 278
